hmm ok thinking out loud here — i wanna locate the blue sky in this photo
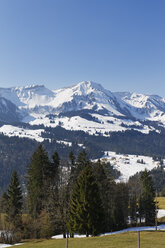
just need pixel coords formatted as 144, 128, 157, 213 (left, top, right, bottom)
0, 0, 165, 96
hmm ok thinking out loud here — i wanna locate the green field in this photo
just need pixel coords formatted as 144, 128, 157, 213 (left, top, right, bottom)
157, 197, 165, 209
10, 231, 165, 248
0, 197, 164, 247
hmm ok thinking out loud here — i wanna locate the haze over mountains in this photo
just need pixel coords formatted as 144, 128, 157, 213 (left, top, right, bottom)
0, 81, 165, 140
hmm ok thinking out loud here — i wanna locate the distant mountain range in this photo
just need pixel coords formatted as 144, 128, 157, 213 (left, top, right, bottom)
1, 81, 165, 191
0, 81, 164, 140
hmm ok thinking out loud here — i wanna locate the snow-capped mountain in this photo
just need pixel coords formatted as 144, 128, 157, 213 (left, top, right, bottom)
114, 91, 165, 121
0, 81, 165, 139
0, 97, 23, 122
0, 82, 122, 116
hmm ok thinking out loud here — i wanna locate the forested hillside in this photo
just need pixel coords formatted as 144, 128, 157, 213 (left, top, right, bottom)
1, 127, 165, 193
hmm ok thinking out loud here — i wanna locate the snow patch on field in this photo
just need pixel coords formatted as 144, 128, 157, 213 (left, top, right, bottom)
0, 243, 23, 247
52, 217, 165, 239
157, 209, 165, 219
103, 223, 165, 236
99, 151, 162, 181
52, 234, 87, 239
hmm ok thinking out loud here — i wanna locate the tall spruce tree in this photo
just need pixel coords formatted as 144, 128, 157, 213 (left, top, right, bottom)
68, 151, 76, 194
27, 145, 51, 218
69, 150, 75, 168
47, 150, 60, 195
71, 150, 89, 185
92, 160, 116, 232
113, 183, 129, 230
5, 170, 22, 230
129, 194, 138, 225
139, 170, 156, 226
68, 164, 104, 236
46, 150, 61, 233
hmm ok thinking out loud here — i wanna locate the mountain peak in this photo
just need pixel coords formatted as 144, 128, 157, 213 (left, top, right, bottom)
69, 81, 112, 98
76, 81, 104, 91
14, 84, 45, 91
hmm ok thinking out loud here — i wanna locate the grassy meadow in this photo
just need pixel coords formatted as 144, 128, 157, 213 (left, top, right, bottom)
157, 197, 165, 209
13, 231, 165, 248
0, 197, 164, 247
15, 197, 165, 247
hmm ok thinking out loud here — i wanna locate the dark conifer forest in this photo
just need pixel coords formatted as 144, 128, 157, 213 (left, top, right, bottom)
1, 127, 165, 193
0, 145, 157, 244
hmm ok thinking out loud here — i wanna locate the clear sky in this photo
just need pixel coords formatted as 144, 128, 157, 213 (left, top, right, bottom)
0, 0, 165, 96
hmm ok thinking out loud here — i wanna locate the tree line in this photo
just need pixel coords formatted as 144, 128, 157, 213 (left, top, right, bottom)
1, 126, 165, 195
0, 145, 156, 244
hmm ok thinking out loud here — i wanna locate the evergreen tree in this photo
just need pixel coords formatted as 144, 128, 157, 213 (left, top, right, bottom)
0, 192, 8, 213
92, 160, 116, 232
129, 194, 138, 225
47, 150, 60, 192
27, 145, 51, 218
71, 150, 89, 185
138, 195, 143, 224
52, 151, 60, 171
140, 170, 156, 226
5, 170, 22, 227
3, 170, 23, 243
113, 183, 129, 230
46, 150, 61, 233
76, 150, 89, 168
69, 150, 75, 168
68, 164, 104, 236
68, 151, 76, 194
57, 183, 69, 237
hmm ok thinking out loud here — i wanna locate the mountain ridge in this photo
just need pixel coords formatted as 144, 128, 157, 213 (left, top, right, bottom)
0, 81, 165, 139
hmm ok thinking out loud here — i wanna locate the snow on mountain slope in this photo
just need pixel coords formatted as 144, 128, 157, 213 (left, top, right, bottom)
31, 113, 153, 135
0, 81, 165, 137
0, 82, 122, 117
0, 81, 165, 122
0, 125, 44, 142
99, 151, 162, 182
0, 85, 54, 109
114, 91, 165, 122
14, 84, 55, 108
51, 81, 122, 115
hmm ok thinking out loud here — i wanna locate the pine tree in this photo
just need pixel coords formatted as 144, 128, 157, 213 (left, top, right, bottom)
27, 145, 51, 218
52, 151, 60, 172
113, 183, 129, 230
47, 150, 60, 192
5, 170, 22, 228
76, 150, 89, 169
68, 151, 76, 193
69, 150, 75, 168
139, 170, 156, 226
138, 195, 143, 224
3, 170, 23, 244
129, 194, 137, 225
46, 150, 61, 233
68, 164, 104, 236
0, 192, 8, 213
92, 160, 116, 232
71, 150, 89, 185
